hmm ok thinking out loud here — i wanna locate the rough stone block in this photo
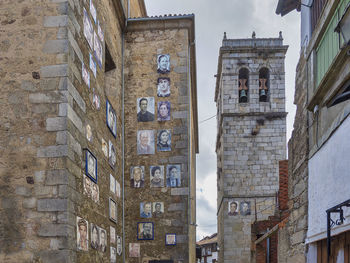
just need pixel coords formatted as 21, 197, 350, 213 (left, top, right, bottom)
168, 203, 185, 211
43, 15, 68, 28
173, 111, 188, 119
37, 199, 67, 212
171, 187, 189, 196
46, 117, 67, 131
176, 235, 188, 243
37, 145, 68, 158
67, 106, 83, 132
57, 27, 68, 39
15, 186, 32, 197
67, 80, 86, 112
29, 91, 67, 104
169, 156, 187, 163
68, 30, 82, 62
46, 169, 69, 185
56, 131, 67, 144
23, 198, 37, 209
43, 40, 68, 54
40, 64, 68, 78
34, 171, 45, 183
38, 224, 70, 238
175, 140, 187, 149
59, 103, 68, 116
20, 80, 36, 91
173, 126, 187, 135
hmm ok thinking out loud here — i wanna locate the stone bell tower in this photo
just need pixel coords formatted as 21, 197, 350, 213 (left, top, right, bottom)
215, 32, 288, 263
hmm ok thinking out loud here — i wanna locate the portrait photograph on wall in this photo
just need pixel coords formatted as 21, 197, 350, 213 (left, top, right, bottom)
157, 77, 170, 97
157, 129, 171, 152
153, 202, 164, 217
86, 150, 97, 183
97, 20, 104, 43
228, 201, 239, 216
137, 222, 154, 240
110, 174, 115, 194
165, 233, 176, 246
115, 179, 121, 198
240, 201, 251, 216
110, 247, 116, 263
137, 130, 155, 155
90, 223, 100, 250
140, 202, 152, 218
137, 97, 155, 122
86, 124, 93, 142
130, 166, 145, 188
89, 0, 97, 23
150, 165, 164, 188
109, 198, 117, 223
89, 53, 96, 78
116, 236, 122, 255
166, 164, 181, 187
157, 54, 170, 74
94, 31, 103, 68
76, 216, 89, 251
92, 90, 100, 110
91, 182, 99, 203
83, 8, 93, 50
99, 227, 107, 252
110, 226, 116, 244
82, 62, 90, 88
83, 174, 92, 198
109, 140, 116, 169
157, 101, 171, 121
129, 243, 140, 258
106, 100, 117, 137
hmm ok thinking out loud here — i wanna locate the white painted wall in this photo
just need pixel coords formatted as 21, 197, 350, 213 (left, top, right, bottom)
307, 115, 350, 241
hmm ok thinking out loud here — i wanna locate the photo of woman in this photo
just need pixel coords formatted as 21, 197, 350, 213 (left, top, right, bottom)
157, 129, 171, 152
157, 101, 171, 121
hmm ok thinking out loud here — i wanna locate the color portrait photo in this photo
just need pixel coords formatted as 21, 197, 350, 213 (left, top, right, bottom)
157, 101, 171, 121
137, 222, 154, 240
166, 164, 181, 187
137, 130, 155, 155
150, 165, 164, 188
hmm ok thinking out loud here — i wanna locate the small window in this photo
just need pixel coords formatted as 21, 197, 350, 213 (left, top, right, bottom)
105, 43, 116, 72
238, 68, 249, 103
259, 68, 269, 102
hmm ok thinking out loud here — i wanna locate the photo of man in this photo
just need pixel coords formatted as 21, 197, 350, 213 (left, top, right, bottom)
153, 202, 164, 217
140, 202, 152, 218
83, 8, 93, 50
137, 97, 155, 122
137, 130, 155, 155
76, 217, 88, 251
137, 222, 154, 240
91, 183, 99, 203
90, 224, 99, 250
86, 150, 97, 182
109, 140, 116, 169
165, 233, 176, 245
157, 101, 171, 121
109, 198, 117, 223
86, 124, 93, 142
129, 243, 140, 257
106, 100, 117, 137
150, 166, 164, 187
228, 201, 239, 216
102, 138, 108, 157
166, 164, 181, 187
130, 166, 145, 188
94, 31, 102, 68
115, 180, 121, 198
240, 201, 251, 216
157, 129, 171, 152
83, 174, 92, 198
99, 228, 107, 252
82, 62, 90, 88
157, 54, 170, 74
157, 77, 170, 97
110, 174, 115, 194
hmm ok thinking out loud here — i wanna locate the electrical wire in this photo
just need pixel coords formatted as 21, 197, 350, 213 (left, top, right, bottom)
199, 114, 216, 124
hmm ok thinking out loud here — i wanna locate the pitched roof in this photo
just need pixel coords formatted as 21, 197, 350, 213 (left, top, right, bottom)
196, 233, 217, 246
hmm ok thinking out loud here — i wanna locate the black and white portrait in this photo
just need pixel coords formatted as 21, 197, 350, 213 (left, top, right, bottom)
115, 179, 120, 198
109, 198, 117, 223
150, 165, 164, 188
83, 8, 93, 50
116, 236, 122, 255
166, 164, 181, 187
137, 222, 154, 240
99, 227, 107, 252
109, 140, 116, 169
102, 138, 108, 157
130, 166, 145, 188
110, 226, 116, 244
240, 201, 251, 216
82, 62, 90, 88
165, 233, 176, 246
89, 53, 96, 78
140, 202, 152, 218
92, 91, 100, 110
90, 223, 100, 250
110, 247, 116, 263
157, 101, 171, 121
94, 32, 102, 68
228, 201, 239, 216
157, 129, 171, 152
137, 130, 155, 155
106, 100, 117, 137
91, 182, 99, 203
157, 77, 170, 97
137, 97, 155, 122
110, 174, 115, 194
157, 54, 170, 74
153, 202, 164, 217
86, 124, 93, 142
77, 216, 89, 251
86, 150, 97, 183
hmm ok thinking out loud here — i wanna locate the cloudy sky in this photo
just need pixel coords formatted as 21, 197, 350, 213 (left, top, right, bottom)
144, 0, 300, 240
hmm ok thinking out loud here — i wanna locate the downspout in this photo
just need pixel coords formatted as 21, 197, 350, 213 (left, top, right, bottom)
187, 40, 192, 262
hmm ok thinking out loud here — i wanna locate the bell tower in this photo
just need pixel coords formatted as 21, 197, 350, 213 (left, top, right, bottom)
215, 32, 288, 262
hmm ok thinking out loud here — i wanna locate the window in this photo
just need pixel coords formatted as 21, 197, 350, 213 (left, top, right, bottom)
238, 68, 249, 103
259, 67, 269, 102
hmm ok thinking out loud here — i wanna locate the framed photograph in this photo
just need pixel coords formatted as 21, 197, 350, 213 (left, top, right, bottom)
86, 124, 93, 142
83, 8, 93, 50
109, 140, 116, 169
130, 166, 145, 188
166, 164, 181, 187
137, 130, 155, 155
102, 138, 108, 157
165, 233, 176, 246
137, 222, 154, 240
82, 62, 90, 88
106, 100, 117, 137
115, 179, 121, 198
157, 101, 171, 121
157, 77, 170, 97
93, 91, 100, 110
157, 129, 171, 152
83, 174, 92, 198
94, 31, 102, 68
157, 54, 170, 74
76, 216, 89, 251
110, 247, 116, 263
109, 198, 117, 223
110, 226, 116, 244
228, 201, 239, 216
89, 53, 96, 78
140, 202, 152, 218
150, 166, 164, 187
137, 97, 155, 122
116, 236, 122, 255
129, 243, 140, 258
97, 20, 104, 42
91, 182, 99, 203
90, 223, 99, 250
153, 202, 164, 217
86, 150, 97, 183
110, 174, 115, 194
240, 201, 251, 216
99, 227, 107, 252
90, 0, 97, 23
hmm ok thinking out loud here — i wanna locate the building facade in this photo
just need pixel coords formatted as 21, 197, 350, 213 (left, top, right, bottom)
0, 0, 198, 262
215, 33, 288, 263
276, 0, 350, 262
196, 233, 218, 263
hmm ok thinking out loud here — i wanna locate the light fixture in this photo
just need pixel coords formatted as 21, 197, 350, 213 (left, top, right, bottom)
335, 2, 350, 53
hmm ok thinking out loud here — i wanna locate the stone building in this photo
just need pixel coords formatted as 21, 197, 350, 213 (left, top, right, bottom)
276, 0, 350, 262
215, 33, 288, 262
196, 233, 218, 263
0, 0, 198, 262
